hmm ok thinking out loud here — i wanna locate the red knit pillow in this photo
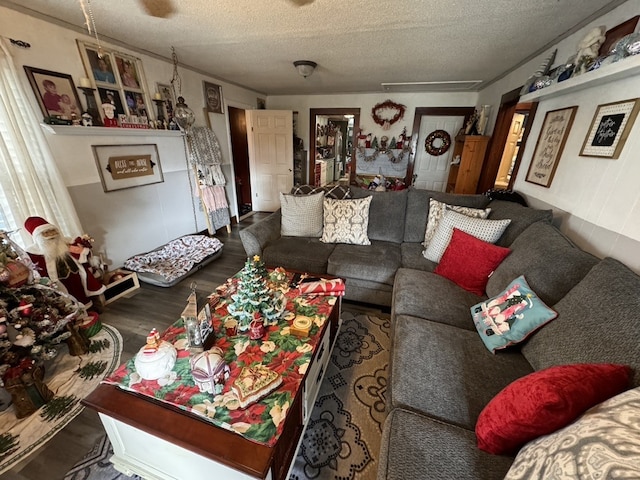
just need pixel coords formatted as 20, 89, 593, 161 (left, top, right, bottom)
476, 363, 631, 455
434, 228, 511, 295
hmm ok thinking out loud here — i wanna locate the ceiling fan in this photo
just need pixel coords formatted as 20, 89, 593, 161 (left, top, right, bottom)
137, 0, 314, 18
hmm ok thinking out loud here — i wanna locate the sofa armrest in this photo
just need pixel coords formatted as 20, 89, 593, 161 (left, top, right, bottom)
239, 210, 282, 257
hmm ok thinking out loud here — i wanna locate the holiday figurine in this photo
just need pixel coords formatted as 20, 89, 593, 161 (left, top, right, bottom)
24, 217, 106, 307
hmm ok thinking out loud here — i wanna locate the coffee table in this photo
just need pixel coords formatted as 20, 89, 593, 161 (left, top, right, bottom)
83, 273, 342, 480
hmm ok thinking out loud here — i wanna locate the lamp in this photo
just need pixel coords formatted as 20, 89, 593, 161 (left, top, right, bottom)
170, 46, 195, 132
293, 60, 317, 78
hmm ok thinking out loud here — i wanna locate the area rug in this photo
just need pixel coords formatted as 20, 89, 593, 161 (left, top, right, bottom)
0, 324, 123, 475
63, 310, 390, 480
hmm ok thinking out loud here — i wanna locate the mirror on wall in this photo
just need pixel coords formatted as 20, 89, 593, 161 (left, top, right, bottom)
309, 108, 360, 186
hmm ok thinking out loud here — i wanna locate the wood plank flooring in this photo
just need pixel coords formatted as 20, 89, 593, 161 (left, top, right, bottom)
5, 213, 384, 479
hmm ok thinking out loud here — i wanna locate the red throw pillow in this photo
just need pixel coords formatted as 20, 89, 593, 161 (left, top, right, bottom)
434, 228, 511, 296
476, 363, 631, 455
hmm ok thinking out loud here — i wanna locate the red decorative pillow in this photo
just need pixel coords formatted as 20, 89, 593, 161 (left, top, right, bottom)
476, 363, 631, 455
434, 228, 511, 296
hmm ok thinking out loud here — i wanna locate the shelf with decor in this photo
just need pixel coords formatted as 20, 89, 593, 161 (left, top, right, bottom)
520, 54, 640, 102
40, 124, 183, 137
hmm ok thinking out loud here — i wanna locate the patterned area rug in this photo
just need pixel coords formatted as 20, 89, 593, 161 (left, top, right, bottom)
63, 310, 390, 480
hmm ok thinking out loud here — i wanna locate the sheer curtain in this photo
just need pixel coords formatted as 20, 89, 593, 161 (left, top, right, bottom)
0, 38, 82, 247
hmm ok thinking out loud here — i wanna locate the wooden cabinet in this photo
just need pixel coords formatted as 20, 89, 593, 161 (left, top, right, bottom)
446, 135, 490, 194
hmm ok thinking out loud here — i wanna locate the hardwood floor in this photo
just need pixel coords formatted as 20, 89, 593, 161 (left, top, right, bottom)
5, 213, 270, 480
6, 212, 385, 479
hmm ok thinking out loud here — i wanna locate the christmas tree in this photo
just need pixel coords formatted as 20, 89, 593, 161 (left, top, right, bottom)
227, 256, 285, 331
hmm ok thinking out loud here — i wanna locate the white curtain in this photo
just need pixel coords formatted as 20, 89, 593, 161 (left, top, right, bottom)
0, 38, 82, 247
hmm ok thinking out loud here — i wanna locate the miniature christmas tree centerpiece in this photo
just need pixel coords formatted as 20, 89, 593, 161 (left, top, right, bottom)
227, 256, 285, 331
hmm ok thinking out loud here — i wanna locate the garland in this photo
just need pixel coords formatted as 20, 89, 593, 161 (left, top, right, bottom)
356, 146, 408, 164
371, 100, 406, 130
424, 129, 451, 156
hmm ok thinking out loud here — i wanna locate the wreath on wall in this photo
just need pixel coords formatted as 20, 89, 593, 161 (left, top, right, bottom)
371, 100, 406, 130
424, 129, 451, 156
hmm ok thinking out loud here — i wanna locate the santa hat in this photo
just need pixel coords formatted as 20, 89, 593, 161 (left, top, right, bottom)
24, 216, 56, 239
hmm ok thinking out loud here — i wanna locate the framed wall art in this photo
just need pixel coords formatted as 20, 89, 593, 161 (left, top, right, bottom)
525, 106, 577, 188
156, 82, 175, 121
203, 81, 223, 114
580, 99, 640, 159
93, 144, 163, 192
23, 66, 83, 120
77, 40, 153, 122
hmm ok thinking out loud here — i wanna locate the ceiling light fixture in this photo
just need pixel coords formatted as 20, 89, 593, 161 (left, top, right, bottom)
293, 60, 317, 78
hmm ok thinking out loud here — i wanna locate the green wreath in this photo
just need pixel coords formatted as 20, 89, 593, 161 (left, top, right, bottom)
424, 130, 451, 156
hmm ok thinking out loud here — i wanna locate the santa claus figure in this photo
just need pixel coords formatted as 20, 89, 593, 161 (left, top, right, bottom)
24, 216, 105, 307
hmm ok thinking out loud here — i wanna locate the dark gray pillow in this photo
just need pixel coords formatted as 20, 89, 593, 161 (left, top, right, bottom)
349, 188, 408, 243
487, 200, 553, 246
486, 222, 599, 306
522, 257, 640, 387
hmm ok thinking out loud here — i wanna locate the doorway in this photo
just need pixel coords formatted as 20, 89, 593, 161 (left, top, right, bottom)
228, 106, 252, 218
494, 112, 528, 189
309, 108, 360, 185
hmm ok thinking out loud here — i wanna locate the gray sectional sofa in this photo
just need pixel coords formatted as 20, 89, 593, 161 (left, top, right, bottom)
240, 186, 640, 479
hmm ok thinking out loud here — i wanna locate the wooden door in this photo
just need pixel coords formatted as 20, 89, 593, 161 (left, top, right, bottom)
245, 110, 293, 212
228, 106, 252, 216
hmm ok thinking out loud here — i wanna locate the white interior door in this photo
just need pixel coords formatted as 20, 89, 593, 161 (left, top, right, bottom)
413, 115, 464, 191
246, 110, 293, 211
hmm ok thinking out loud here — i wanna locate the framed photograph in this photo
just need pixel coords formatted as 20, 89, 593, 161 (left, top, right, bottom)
23, 66, 83, 120
156, 82, 175, 121
203, 81, 223, 114
598, 15, 640, 57
77, 40, 153, 122
580, 99, 640, 159
525, 106, 577, 188
257, 97, 266, 109
92, 144, 163, 192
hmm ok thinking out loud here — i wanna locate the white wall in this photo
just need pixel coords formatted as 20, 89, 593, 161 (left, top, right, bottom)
267, 91, 478, 165
0, 7, 263, 267
477, 0, 640, 272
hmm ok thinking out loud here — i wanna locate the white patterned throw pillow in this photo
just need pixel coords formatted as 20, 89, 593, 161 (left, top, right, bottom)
423, 198, 491, 247
423, 210, 511, 263
321, 196, 372, 245
280, 191, 324, 237
505, 386, 640, 480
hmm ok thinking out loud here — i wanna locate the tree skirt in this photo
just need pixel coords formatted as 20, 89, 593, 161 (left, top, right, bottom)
64, 311, 389, 480
0, 325, 123, 475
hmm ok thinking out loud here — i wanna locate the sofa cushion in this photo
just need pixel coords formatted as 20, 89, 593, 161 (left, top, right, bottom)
435, 228, 511, 296
279, 191, 324, 237
423, 210, 511, 263
340, 276, 394, 306
392, 268, 482, 330
505, 385, 640, 480
476, 363, 631, 455
321, 196, 372, 245
423, 198, 491, 247
290, 184, 351, 199
486, 221, 599, 307
471, 275, 557, 353
487, 200, 553, 246
350, 188, 408, 243
327, 240, 401, 285
522, 257, 640, 387
400, 243, 436, 272
390, 315, 534, 429
378, 408, 513, 480
403, 188, 490, 243
263, 237, 334, 273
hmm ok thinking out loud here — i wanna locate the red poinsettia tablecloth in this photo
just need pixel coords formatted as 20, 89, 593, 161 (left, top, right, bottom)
103, 290, 338, 447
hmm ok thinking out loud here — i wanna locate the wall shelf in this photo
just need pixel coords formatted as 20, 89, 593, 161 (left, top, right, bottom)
520, 54, 640, 102
40, 124, 184, 137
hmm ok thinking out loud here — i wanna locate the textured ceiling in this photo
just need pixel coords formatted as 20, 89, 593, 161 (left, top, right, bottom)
0, 0, 628, 95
